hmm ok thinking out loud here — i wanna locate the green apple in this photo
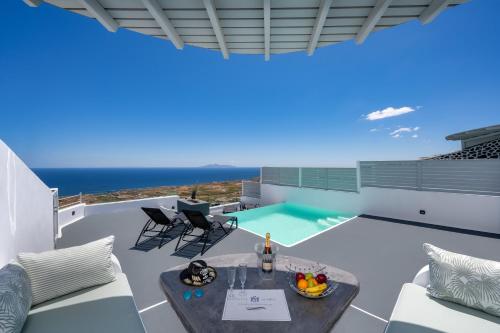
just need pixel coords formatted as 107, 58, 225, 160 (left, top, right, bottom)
305, 272, 314, 280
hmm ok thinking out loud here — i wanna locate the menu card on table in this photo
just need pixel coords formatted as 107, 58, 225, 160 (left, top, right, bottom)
222, 289, 291, 321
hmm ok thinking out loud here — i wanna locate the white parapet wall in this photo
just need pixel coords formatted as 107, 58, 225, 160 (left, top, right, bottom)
58, 195, 181, 235
0, 140, 54, 266
240, 196, 261, 206
259, 183, 500, 234
58, 203, 86, 235
84, 195, 180, 217
209, 202, 240, 215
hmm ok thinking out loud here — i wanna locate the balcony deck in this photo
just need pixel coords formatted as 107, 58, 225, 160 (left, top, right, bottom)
57, 209, 500, 333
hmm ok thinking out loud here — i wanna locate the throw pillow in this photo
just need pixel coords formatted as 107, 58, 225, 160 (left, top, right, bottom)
0, 263, 32, 333
17, 236, 116, 305
424, 243, 500, 317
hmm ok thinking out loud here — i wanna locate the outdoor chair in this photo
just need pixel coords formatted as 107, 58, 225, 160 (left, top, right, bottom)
135, 207, 183, 248
175, 209, 229, 255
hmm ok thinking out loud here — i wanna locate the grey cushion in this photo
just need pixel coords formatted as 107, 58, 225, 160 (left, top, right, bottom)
424, 243, 500, 317
21, 273, 145, 333
17, 236, 116, 305
0, 264, 32, 333
385, 283, 500, 333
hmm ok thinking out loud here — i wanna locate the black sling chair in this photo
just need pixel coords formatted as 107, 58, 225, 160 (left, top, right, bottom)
175, 209, 228, 255
135, 207, 183, 249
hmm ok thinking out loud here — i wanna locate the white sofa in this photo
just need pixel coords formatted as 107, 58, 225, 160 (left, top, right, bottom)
385, 265, 500, 333
20, 255, 146, 333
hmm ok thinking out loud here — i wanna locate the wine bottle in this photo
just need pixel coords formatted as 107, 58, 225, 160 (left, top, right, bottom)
262, 233, 273, 273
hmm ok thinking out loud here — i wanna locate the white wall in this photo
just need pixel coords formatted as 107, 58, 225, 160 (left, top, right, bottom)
84, 195, 180, 217
58, 203, 85, 233
240, 196, 260, 206
260, 184, 361, 215
259, 184, 500, 234
209, 202, 240, 215
361, 187, 500, 234
0, 140, 54, 266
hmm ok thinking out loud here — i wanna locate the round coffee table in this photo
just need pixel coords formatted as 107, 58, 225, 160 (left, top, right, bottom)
160, 253, 359, 333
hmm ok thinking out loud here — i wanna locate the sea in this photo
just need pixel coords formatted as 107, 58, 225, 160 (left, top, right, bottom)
32, 168, 260, 196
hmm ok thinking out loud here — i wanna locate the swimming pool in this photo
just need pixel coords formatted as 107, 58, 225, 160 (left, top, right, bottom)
226, 203, 356, 247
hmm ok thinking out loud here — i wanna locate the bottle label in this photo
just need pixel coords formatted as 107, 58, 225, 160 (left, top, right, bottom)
262, 261, 273, 272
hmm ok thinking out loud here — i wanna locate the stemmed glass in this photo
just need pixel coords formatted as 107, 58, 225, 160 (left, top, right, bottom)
227, 266, 236, 297
238, 263, 247, 295
282, 256, 290, 271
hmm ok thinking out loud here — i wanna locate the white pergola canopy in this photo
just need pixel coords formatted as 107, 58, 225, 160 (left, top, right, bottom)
25, 0, 469, 60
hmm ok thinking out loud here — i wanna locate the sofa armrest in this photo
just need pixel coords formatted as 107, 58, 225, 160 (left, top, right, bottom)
111, 254, 122, 274
412, 265, 429, 288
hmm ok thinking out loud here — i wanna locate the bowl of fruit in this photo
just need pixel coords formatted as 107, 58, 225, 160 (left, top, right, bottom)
289, 271, 337, 299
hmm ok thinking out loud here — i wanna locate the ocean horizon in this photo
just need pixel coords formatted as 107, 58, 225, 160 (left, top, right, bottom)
33, 167, 260, 196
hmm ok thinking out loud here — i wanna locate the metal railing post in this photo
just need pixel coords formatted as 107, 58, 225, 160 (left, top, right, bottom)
298, 167, 302, 187
356, 161, 361, 193
416, 161, 423, 191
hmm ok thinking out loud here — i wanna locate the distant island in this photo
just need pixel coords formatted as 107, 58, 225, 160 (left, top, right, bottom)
200, 164, 237, 168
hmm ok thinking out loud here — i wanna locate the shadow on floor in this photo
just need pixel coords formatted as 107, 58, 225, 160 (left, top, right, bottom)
130, 224, 185, 252
171, 227, 235, 259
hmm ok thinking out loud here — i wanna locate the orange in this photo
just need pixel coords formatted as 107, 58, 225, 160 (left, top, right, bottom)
297, 279, 308, 290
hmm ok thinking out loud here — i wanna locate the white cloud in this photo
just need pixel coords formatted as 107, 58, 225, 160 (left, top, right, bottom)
390, 127, 412, 136
365, 106, 415, 121
369, 128, 378, 132
389, 126, 420, 138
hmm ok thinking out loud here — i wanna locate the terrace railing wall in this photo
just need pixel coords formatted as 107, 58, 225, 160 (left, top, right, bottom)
261, 167, 300, 187
301, 167, 358, 192
261, 167, 358, 192
242, 180, 261, 198
259, 161, 500, 234
360, 160, 500, 196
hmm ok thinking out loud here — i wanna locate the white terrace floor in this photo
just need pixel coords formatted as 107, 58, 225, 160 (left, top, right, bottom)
57, 209, 500, 333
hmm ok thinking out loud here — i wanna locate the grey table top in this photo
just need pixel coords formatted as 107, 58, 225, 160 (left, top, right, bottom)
159, 253, 359, 333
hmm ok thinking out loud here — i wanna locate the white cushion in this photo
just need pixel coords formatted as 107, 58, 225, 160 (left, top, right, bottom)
111, 254, 122, 274
22, 273, 146, 333
412, 265, 429, 288
385, 283, 500, 333
17, 236, 116, 306
423, 243, 500, 317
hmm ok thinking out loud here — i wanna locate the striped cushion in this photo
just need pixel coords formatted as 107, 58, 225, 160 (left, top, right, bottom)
17, 236, 116, 306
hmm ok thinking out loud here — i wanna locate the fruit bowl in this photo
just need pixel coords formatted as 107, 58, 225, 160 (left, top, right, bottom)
288, 272, 338, 299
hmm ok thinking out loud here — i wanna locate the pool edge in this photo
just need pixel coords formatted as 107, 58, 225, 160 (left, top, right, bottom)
228, 215, 359, 248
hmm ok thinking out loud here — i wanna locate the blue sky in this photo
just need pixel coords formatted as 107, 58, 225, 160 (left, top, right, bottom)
1, 0, 499, 167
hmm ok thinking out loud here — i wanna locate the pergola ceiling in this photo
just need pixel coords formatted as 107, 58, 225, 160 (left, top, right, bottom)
24, 0, 469, 60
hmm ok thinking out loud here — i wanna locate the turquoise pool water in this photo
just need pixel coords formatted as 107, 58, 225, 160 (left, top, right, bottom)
226, 203, 355, 247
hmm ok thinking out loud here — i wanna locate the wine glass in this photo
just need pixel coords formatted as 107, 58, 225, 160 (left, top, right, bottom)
227, 266, 236, 297
238, 263, 247, 294
281, 256, 290, 271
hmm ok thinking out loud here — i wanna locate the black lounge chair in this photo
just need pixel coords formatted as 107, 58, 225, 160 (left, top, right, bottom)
135, 207, 183, 248
175, 210, 229, 255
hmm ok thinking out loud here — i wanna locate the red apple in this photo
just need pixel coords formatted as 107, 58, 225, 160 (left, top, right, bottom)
295, 272, 305, 282
316, 274, 327, 284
